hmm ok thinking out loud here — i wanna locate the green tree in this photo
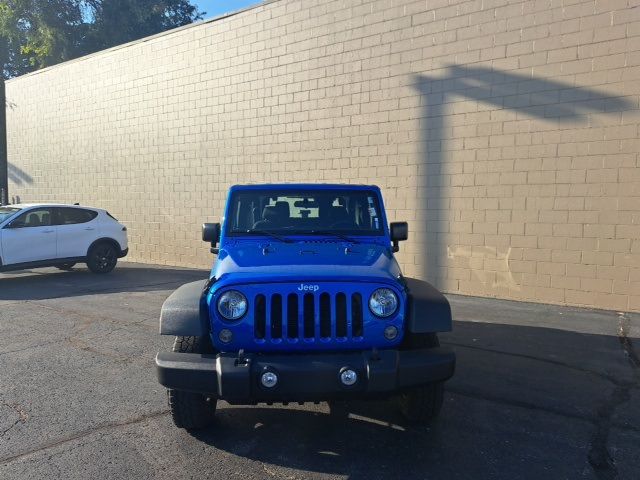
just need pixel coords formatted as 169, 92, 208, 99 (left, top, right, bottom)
84, 1, 202, 52
0, 0, 203, 79
0, 0, 84, 78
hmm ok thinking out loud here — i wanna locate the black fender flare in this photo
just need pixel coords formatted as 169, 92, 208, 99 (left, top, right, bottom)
402, 277, 452, 333
159, 280, 210, 336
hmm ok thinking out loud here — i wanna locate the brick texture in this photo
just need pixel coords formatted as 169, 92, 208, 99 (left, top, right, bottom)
5, 0, 640, 312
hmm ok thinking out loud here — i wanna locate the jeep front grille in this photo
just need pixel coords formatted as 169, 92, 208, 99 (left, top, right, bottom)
254, 291, 364, 341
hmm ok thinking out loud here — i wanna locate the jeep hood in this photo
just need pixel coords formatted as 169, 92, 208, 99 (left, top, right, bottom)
212, 241, 401, 284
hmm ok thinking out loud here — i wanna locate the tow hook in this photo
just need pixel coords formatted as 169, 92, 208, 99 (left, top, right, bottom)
235, 349, 249, 367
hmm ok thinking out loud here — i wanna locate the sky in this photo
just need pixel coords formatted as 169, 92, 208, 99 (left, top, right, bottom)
193, 0, 262, 19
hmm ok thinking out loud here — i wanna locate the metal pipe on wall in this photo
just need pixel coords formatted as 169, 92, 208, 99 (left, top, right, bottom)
0, 79, 8, 205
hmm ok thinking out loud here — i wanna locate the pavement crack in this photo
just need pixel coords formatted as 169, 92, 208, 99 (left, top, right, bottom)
449, 387, 640, 434
29, 280, 191, 302
27, 300, 156, 334
448, 387, 595, 423
0, 340, 61, 357
587, 385, 627, 480
617, 313, 640, 369
0, 409, 169, 465
0, 400, 29, 438
443, 341, 630, 387
587, 313, 640, 480
260, 463, 299, 480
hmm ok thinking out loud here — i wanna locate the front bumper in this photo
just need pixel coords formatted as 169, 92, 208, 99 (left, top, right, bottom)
118, 247, 129, 258
156, 348, 455, 403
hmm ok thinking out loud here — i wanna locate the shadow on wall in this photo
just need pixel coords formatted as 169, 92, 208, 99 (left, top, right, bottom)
8, 163, 32, 186
414, 65, 637, 288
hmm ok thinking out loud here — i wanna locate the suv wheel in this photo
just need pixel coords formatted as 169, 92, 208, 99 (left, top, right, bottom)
86, 242, 118, 273
167, 336, 217, 430
397, 333, 444, 424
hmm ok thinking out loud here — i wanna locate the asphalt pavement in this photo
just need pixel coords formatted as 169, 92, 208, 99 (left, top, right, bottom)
0, 262, 638, 480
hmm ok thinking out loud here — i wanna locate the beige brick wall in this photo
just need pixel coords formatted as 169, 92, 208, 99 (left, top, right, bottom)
5, 0, 640, 312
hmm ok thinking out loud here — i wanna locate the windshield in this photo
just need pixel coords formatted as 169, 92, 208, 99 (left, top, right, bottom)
0, 207, 21, 223
226, 189, 384, 237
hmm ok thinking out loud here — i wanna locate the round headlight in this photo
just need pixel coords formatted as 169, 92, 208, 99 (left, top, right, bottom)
217, 290, 247, 320
369, 288, 398, 318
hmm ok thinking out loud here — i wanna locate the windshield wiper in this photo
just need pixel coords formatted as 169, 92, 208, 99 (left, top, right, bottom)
308, 230, 359, 244
241, 230, 294, 243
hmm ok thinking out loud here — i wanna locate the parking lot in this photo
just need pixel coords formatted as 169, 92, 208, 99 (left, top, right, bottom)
0, 262, 638, 480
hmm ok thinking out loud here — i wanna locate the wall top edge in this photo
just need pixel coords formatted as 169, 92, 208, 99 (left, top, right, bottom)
6, 0, 278, 83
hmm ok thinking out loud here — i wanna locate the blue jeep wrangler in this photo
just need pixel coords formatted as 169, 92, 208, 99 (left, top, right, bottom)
156, 184, 455, 429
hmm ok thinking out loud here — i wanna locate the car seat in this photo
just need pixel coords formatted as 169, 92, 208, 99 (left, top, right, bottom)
252, 206, 283, 230
26, 213, 41, 227
274, 201, 290, 219
329, 206, 354, 229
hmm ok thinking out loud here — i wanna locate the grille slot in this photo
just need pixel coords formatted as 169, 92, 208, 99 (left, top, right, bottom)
335, 293, 347, 337
270, 294, 282, 339
303, 293, 315, 338
287, 294, 298, 338
351, 293, 363, 337
255, 289, 367, 343
319, 293, 331, 338
255, 294, 266, 339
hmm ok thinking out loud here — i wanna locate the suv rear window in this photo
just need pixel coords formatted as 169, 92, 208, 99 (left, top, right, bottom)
55, 207, 98, 225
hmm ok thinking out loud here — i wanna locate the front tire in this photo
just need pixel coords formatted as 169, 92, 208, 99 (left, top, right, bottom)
328, 400, 350, 419
167, 336, 217, 430
397, 333, 445, 424
86, 242, 118, 273
398, 382, 444, 424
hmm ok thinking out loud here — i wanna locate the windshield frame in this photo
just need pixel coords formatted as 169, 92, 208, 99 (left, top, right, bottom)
224, 188, 389, 239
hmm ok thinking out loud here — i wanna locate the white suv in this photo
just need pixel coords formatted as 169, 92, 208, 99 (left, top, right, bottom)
0, 204, 128, 274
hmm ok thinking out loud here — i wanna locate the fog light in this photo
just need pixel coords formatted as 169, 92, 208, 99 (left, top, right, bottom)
261, 371, 278, 388
340, 368, 357, 386
384, 325, 398, 340
218, 329, 233, 343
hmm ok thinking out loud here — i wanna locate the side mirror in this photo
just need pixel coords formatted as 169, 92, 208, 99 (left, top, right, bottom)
202, 223, 221, 254
389, 222, 408, 253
